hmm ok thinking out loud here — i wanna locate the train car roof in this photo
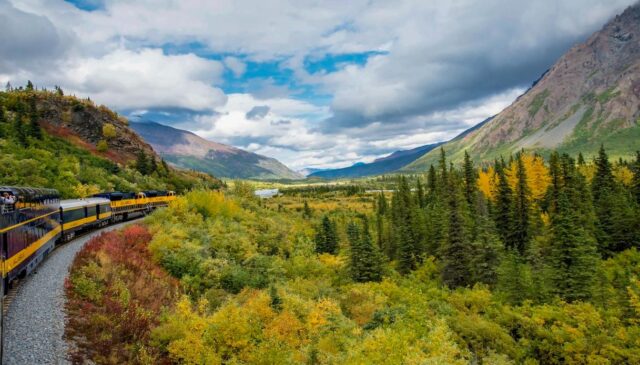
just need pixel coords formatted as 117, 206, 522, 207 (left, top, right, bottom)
60, 197, 111, 210
0, 186, 60, 200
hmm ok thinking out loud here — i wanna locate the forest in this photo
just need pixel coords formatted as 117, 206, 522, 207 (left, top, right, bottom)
65, 147, 640, 364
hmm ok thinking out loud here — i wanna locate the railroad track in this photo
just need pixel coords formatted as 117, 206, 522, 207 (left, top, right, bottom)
1, 217, 143, 365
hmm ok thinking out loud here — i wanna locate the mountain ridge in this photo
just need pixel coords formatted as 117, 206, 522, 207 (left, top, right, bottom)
309, 142, 442, 179
405, 3, 640, 170
130, 121, 303, 180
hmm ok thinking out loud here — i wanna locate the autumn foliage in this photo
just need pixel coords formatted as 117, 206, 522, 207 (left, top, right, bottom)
65, 225, 179, 364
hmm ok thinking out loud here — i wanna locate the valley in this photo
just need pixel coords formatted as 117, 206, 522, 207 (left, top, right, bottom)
1, 1, 640, 365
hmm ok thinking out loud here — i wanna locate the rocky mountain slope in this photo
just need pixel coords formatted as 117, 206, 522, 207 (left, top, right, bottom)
130, 121, 303, 180
0, 87, 220, 197
406, 3, 640, 170
309, 142, 442, 179
35, 94, 156, 165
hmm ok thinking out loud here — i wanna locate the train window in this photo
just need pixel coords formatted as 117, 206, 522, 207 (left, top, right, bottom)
62, 208, 86, 223
87, 206, 97, 217
101, 204, 111, 212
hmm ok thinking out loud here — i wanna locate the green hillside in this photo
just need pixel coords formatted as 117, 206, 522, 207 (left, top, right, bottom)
0, 86, 221, 197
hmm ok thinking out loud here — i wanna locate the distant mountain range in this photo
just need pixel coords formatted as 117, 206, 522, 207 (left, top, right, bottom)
405, 3, 640, 170
308, 142, 443, 179
130, 121, 303, 180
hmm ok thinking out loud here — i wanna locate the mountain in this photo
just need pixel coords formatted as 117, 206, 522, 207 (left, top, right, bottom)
298, 167, 326, 177
406, 4, 640, 170
309, 142, 442, 179
0, 87, 220, 197
130, 121, 303, 180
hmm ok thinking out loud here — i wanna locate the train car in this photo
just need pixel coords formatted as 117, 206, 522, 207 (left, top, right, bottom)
144, 190, 176, 208
0, 187, 61, 293
59, 198, 112, 241
93, 191, 176, 221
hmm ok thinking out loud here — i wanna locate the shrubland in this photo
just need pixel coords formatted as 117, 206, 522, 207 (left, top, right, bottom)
67, 146, 640, 364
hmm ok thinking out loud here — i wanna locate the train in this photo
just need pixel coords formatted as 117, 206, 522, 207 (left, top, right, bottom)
0, 187, 176, 295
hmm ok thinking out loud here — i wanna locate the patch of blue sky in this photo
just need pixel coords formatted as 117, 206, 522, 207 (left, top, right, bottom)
63, 0, 103, 11
303, 51, 387, 74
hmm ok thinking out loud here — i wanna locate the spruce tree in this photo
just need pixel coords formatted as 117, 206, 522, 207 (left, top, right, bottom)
136, 151, 150, 175
27, 95, 42, 139
415, 178, 425, 208
376, 192, 389, 252
13, 113, 27, 147
438, 147, 448, 189
315, 215, 338, 254
348, 218, 384, 282
26, 80, 34, 91
632, 151, 640, 205
302, 201, 312, 219
511, 153, 531, 254
441, 169, 472, 288
393, 176, 418, 273
494, 158, 513, 248
577, 152, 586, 166
470, 211, 502, 287
427, 165, 437, 195
548, 163, 598, 302
463, 150, 477, 213
591, 145, 618, 255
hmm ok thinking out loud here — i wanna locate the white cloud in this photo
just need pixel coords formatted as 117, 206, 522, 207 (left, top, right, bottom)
3, 0, 636, 169
223, 56, 247, 78
58, 48, 227, 111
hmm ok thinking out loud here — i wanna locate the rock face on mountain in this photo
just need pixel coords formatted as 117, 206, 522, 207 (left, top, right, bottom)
310, 142, 442, 179
406, 3, 640, 170
35, 94, 158, 165
130, 121, 303, 180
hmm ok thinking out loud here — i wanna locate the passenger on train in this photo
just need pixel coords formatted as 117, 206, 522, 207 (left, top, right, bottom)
1, 192, 16, 213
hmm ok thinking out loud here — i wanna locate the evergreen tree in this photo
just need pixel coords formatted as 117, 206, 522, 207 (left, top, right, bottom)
315, 215, 338, 254
348, 218, 384, 282
438, 147, 448, 189
497, 249, 533, 305
548, 162, 598, 302
632, 151, 640, 205
591, 145, 622, 255
27, 95, 42, 139
577, 152, 586, 166
415, 178, 425, 208
470, 212, 502, 286
393, 176, 418, 273
26, 80, 34, 91
136, 150, 150, 175
376, 192, 389, 252
427, 165, 437, 195
494, 158, 513, 248
511, 153, 531, 254
13, 113, 27, 147
302, 201, 312, 219
462, 151, 477, 213
441, 169, 473, 288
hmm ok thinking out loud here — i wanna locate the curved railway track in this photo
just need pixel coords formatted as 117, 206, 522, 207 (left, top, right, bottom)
2, 219, 141, 365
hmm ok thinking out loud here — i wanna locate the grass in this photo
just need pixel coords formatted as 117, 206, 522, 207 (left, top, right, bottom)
528, 89, 550, 117
596, 86, 621, 105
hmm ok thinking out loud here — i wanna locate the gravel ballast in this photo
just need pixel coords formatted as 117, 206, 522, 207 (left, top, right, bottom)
3, 220, 139, 364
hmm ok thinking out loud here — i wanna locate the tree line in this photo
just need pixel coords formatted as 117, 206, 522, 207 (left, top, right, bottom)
316, 146, 640, 304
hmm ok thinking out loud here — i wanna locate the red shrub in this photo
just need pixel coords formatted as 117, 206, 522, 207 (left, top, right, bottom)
65, 224, 179, 364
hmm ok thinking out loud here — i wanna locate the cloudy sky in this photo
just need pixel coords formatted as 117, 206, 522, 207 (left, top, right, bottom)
0, 0, 635, 170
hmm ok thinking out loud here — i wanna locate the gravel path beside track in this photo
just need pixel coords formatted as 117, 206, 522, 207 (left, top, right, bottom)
3, 220, 139, 364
